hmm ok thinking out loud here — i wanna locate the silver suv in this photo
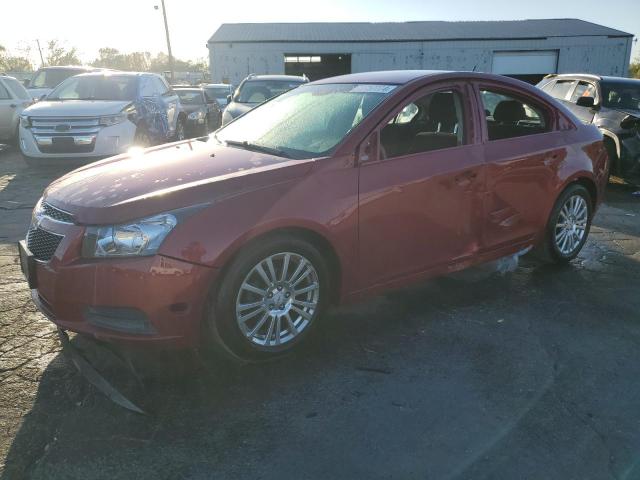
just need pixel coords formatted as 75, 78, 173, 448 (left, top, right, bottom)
0, 74, 33, 145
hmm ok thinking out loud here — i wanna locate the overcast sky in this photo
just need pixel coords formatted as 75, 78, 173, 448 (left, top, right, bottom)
3, 0, 639, 66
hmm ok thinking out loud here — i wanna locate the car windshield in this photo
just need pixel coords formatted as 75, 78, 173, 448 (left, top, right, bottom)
601, 81, 640, 111
47, 75, 138, 101
176, 90, 205, 105
205, 87, 230, 98
216, 83, 397, 159
30, 68, 86, 89
235, 79, 305, 103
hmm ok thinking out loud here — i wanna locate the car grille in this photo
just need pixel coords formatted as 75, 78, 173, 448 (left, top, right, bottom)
42, 202, 74, 223
30, 116, 100, 154
27, 227, 64, 261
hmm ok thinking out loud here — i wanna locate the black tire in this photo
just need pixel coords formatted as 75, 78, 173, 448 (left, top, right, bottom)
203, 235, 330, 363
603, 138, 618, 182
133, 126, 152, 147
538, 184, 593, 264
174, 117, 186, 142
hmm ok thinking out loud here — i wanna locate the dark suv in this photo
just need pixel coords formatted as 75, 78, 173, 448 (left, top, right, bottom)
538, 74, 640, 183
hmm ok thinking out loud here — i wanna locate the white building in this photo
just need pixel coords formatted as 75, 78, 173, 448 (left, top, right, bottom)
207, 19, 633, 85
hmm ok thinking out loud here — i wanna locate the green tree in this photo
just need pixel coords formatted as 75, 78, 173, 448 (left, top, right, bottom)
630, 55, 640, 79
45, 40, 80, 66
0, 44, 33, 71
92, 48, 151, 71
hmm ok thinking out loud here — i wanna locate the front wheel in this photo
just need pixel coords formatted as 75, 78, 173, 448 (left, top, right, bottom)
541, 184, 593, 263
204, 236, 329, 362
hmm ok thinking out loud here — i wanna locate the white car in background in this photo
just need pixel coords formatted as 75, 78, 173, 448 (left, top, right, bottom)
25, 66, 106, 100
0, 74, 33, 145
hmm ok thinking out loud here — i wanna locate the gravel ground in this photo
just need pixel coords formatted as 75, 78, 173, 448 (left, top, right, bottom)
1, 146, 640, 480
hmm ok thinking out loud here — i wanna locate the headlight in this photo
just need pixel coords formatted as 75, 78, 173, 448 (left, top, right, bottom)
83, 213, 177, 258
221, 110, 233, 126
188, 110, 205, 120
99, 113, 127, 127
20, 115, 31, 128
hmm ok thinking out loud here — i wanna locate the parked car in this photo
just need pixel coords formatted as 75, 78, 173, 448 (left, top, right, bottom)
174, 86, 222, 136
201, 83, 233, 107
19, 71, 186, 164
221, 74, 308, 125
0, 74, 33, 145
19, 71, 607, 362
537, 74, 640, 183
24, 66, 107, 100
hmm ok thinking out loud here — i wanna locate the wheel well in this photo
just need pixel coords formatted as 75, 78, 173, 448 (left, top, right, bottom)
602, 135, 619, 175
572, 177, 598, 210
223, 227, 342, 305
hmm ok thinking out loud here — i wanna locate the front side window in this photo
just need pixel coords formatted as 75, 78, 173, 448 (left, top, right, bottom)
481, 89, 547, 141
380, 90, 465, 159
216, 83, 396, 159
570, 81, 597, 104
601, 81, 640, 110
48, 75, 138, 101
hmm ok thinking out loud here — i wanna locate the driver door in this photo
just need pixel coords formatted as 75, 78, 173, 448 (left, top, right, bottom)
357, 83, 485, 290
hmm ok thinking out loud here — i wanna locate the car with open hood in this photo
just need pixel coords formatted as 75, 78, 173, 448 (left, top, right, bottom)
19, 70, 608, 362
538, 74, 640, 184
19, 71, 187, 165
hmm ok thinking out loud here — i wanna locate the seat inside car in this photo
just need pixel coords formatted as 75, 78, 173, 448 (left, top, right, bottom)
408, 92, 460, 154
488, 100, 527, 140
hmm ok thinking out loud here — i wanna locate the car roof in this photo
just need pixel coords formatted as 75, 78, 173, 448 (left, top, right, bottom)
599, 76, 640, 85
174, 86, 204, 91
73, 71, 147, 78
311, 70, 447, 85
245, 74, 306, 82
37, 65, 103, 71
203, 83, 231, 87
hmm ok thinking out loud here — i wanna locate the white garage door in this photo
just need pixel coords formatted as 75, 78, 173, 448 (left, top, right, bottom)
492, 51, 558, 75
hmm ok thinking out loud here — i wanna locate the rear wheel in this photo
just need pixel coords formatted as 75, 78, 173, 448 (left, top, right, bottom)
204, 235, 329, 362
540, 184, 592, 263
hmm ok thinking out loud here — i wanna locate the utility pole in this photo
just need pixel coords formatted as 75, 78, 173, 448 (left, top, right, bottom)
159, 0, 174, 83
36, 39, 45, 66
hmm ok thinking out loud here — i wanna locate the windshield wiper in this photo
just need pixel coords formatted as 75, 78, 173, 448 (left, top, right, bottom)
223, 139, 291, 159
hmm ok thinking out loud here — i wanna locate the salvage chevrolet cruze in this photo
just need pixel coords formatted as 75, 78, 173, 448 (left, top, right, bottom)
19, 71, 609, 361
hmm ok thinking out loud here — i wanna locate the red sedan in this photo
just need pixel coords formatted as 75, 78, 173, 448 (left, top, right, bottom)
19, 71, 608, 361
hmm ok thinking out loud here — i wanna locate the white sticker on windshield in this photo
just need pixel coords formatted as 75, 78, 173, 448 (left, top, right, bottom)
349, 84, 397, 94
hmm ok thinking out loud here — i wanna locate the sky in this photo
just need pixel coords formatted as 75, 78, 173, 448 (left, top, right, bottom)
2, 0, 639, 66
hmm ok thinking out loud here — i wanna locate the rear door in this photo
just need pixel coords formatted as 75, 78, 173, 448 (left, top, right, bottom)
474, 82, 568, 251
357, 82, 486, 289
0, 80, 15, 139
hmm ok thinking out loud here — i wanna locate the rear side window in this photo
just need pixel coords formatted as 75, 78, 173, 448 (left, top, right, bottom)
548, 80, 575, 100
4, 77, 30, 100
481, 89, 548, 141
0, 82, 10, 100
380, 90, 465, 159
570, 81, 597, 104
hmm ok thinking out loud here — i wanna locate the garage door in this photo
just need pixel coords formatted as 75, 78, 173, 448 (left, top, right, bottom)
492, 51, 558, 75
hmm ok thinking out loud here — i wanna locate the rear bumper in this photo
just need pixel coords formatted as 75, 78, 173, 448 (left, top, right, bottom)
31, 252, 219, 348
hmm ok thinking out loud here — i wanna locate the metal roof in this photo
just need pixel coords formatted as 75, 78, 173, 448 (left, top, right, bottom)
209, 19, 631, 44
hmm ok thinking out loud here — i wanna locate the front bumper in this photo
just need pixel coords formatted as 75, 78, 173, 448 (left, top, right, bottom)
19, 120, 136, 159
25, 223, 218, 348
185, 117, 207, 136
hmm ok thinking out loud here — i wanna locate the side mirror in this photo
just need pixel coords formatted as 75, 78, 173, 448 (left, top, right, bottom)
226, 95, 232, 104
620, 115, 640, 130
576, 96, 595, 108
358, 131, 379, 163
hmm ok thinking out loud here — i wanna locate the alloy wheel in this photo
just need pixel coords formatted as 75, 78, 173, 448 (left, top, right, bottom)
554, 194, 588, 256
235, 252, 320, 348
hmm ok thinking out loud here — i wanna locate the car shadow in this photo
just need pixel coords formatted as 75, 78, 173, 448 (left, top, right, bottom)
3, 230, 640, 479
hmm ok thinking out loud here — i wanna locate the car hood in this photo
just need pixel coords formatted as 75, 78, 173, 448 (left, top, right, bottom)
224, 102, 254, 119
23, 100, 131, 117
42, 139, 314, 225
